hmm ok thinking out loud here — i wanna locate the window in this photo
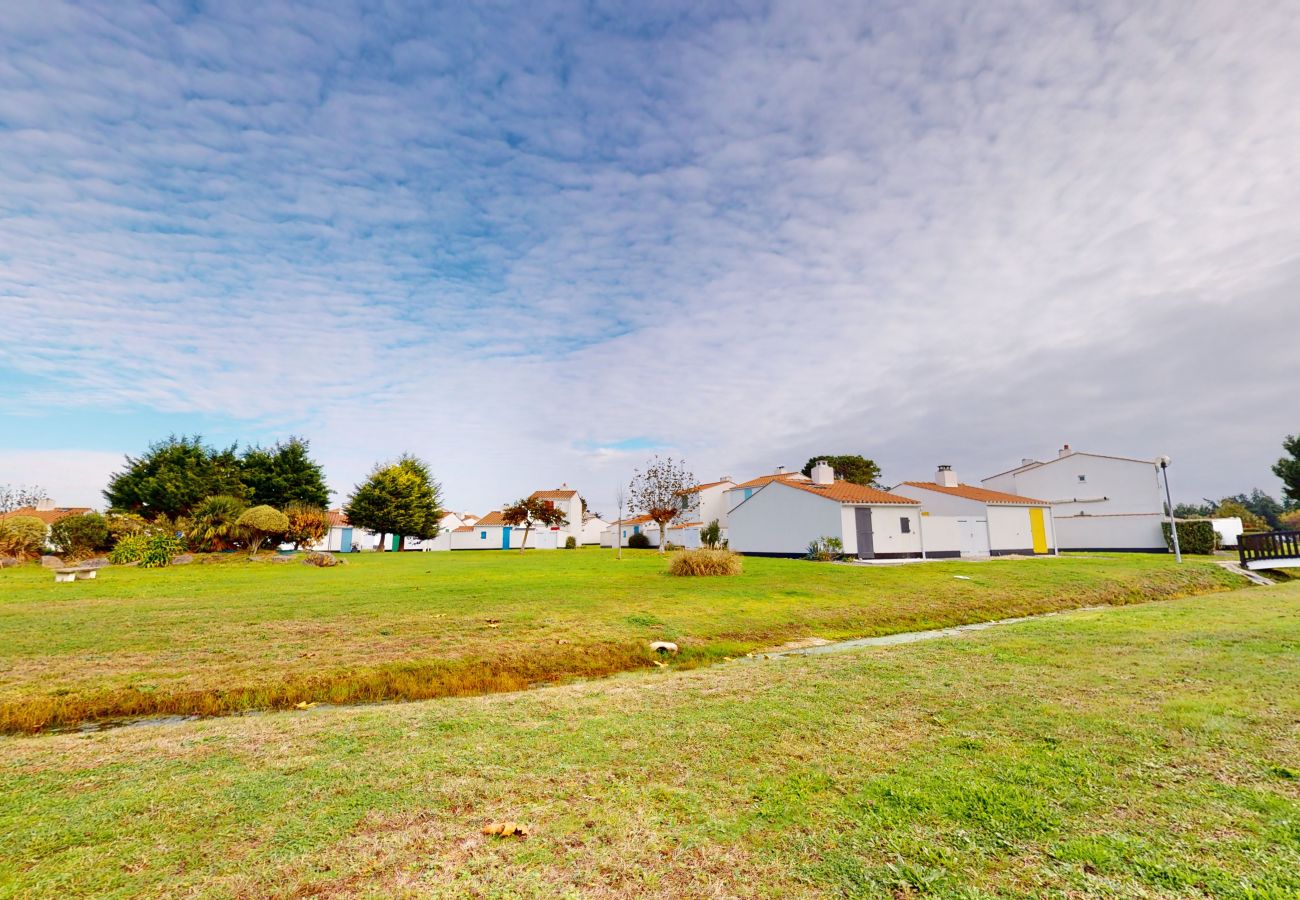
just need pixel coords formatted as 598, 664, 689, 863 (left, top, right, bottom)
1077, 474, 1086, 482
480, 531, 486, 539
743, 488, 753, 500
900, 517, 911, 533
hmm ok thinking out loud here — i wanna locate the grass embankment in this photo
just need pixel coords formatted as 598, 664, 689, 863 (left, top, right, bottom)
1, 583, 1296, 897
0, 550, 1239, 732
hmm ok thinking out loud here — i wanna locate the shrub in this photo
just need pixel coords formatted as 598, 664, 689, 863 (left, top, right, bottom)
1163, 520, 1218, 555
564, 535, 577, 549
48, 512, 110, 559
1279, 509, 1300, 531
805, 535, 844, 561
139, 533, 185, 568
0, 516, 47, 560
236, 505, 290, 555
627, 531, 652, 549
284, 502, 330, 550
668, 548, 743, 577
303, 551, 339, 567
186, 495, 247, 551
108, 533, 149, 564
105, 511, 149, 543
700, 519, 723, 549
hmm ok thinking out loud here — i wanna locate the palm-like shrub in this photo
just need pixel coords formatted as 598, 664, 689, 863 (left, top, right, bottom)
0, 516, 47, 560
805, 536, 844, 562
237, 505, 290, 556
186, 495, 248, 551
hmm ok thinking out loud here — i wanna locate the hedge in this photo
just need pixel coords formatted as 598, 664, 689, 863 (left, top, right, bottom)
1162, 520, 1218, 555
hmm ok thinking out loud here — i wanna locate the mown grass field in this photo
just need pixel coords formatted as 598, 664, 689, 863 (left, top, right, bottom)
1, 581, 1296, 897
0, 550, 1240, 732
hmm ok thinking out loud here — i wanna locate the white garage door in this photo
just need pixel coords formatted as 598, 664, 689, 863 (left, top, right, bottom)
957, 519, 990, 556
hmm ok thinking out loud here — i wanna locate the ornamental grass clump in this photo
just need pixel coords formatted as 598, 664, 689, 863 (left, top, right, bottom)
668, 548, 743, 577
0, 515, 47, 561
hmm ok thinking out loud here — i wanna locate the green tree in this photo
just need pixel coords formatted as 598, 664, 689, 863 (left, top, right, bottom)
629, 456, 697, 555
48, 513, 110, 559
343, 455, 443, 552
700, 519, 723, 549
104, 435, 245, 520
1173, 501, 1215, 519
236, 505, 289, 556
1211, 499, 1267, 532
186, 495, 248, 551
800, 455, 881, 486
239, 437, 330, 509
1217, 490, 1285, 530
501, 496, 568, 554
1272, 434, 1300, 507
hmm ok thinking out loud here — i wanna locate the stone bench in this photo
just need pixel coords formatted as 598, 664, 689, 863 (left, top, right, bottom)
54, 567, 98, 583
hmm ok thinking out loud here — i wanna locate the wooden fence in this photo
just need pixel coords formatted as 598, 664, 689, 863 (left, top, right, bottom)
1239, 530, 1300, 569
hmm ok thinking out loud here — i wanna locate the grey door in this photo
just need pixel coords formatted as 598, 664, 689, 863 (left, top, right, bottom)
855, 507, 874, 559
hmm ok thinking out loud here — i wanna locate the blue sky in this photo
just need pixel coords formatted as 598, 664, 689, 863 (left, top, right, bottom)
2, 0, 1298, 513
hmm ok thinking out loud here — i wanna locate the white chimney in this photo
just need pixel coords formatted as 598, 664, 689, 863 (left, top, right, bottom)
720, 475, 733, 483
1058, 444, 1073, 458
935, 465, 958, 487
35, 497, 55, 512
811, 460, 834, 485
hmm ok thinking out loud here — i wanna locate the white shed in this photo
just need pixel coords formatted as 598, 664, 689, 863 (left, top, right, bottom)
728, 461, 924, 559
889, 466, 1057, 556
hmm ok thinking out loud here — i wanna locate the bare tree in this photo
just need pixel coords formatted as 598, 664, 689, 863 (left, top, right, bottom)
0, 484, 46, 514
614, 485, 626, 560
628, 456, 698, 554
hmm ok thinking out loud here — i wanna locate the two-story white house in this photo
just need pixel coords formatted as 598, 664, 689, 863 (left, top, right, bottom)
981, 445, 1167, 551
528, 487, 585, 546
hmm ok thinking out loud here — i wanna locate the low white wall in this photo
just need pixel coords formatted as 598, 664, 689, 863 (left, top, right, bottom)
841, 505, 924, 557
1053, 514, 1166, 551
987, 506, 1037, 552
1210, 517, 1243, 548
918, 515, 962, 556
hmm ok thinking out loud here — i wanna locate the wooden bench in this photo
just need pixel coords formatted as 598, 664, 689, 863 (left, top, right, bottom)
54, 567, 98, 583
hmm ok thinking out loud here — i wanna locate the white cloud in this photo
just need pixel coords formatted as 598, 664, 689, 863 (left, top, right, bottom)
1, 0, 1298, 513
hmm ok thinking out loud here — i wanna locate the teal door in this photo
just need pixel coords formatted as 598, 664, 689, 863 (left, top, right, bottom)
339, 527, 353, 552
391, 534, 401, 552
501, 526, 512, 549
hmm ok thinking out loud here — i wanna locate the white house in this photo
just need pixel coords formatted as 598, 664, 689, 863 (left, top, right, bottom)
676, 478, 737, 527
723, 469, 811, 513
890, 466, 1057, 556
982, 445, 1167, 551
450, 510, 560, 551
599, 514, 658, 548
728, 460, 924, 559
579, 513, 609, 545
528, 487, 585, 546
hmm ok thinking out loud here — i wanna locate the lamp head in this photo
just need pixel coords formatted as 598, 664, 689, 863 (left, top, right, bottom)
1157, 455, 1172, 469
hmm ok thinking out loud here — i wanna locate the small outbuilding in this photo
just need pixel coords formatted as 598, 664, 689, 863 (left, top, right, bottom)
889, 466, 1056, 556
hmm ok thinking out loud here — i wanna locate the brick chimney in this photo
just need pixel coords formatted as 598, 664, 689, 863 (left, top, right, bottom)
935, 465, 958, 487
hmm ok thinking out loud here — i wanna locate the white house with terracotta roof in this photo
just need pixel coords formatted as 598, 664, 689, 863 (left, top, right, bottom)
528, 487, 584, 545
599, 514, 659, 548
0, 500, 93, 544
723, 468, 810, 513
450, 509, 560, 551
579, 513, 609, 545
890, 466, 1057, 557
728, 460, 926, 559
981, 445, 1167, 551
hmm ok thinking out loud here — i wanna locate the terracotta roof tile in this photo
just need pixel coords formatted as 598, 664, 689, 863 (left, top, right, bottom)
325, 509, 349, 527
676, 480, 734, 495
474, 510, 507, 527
0, 506, 92, 525
452, 525, 475, 533
529, 490, 578, 500
781, 480, 919, 505
728, 472, 810, 491
898, 482, 1050, 506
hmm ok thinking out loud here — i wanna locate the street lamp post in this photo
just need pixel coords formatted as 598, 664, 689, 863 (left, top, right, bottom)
1159, 455, 1181, 563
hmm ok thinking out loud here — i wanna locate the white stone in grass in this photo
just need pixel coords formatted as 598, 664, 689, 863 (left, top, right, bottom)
650, 641, 679, 654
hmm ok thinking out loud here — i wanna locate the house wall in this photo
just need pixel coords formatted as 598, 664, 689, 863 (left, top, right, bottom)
730, 483, 844, 555
984, 454, 1163, 517
840, 505, 925, 558
987, 506, 1037, 553
1210, 516, 1243, 549
666, 525, 701, 549
451, 525, 560, 550
580, 517, 608, 545
918, 515, 963, 557
697, 484, 735, 528
1052, 514, 1166, 551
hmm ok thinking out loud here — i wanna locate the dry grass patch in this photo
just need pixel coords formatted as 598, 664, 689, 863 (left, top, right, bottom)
668, 548, 744, 576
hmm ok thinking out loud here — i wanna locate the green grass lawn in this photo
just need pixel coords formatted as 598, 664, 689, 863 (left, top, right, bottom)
1, 581, 1296, 897
0, 550, 1241, 731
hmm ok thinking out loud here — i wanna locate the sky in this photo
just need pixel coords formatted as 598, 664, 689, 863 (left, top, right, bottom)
1, 0, 1298, 516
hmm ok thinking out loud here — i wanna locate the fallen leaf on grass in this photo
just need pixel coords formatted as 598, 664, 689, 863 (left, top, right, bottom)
294, 701, 318, 710
652, 660, 668, 669
482, 821, 530, 837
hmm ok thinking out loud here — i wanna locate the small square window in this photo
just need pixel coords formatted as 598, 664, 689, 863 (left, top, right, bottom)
480, 531, 486, 539
900, 517, 911, 533
1077, 474, 1086, 482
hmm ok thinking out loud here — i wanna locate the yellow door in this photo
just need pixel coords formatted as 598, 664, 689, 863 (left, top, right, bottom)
1029, 508, 1048, 554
